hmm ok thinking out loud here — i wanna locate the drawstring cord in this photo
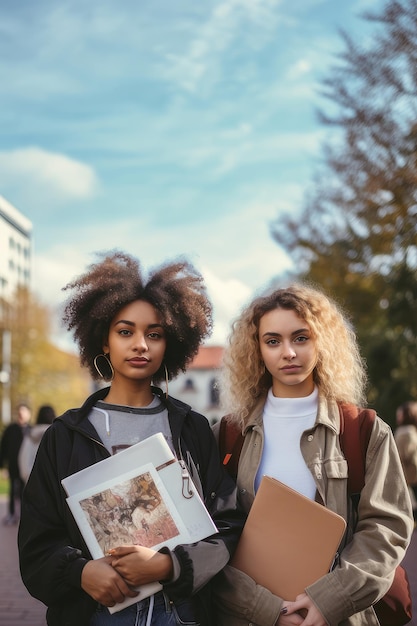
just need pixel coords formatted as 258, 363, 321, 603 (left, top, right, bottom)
132, 594, 155, 626
145, 594, 154, 626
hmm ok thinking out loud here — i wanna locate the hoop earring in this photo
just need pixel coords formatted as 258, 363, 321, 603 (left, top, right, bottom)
164, 364, 169, 398
93, 353, 114, 382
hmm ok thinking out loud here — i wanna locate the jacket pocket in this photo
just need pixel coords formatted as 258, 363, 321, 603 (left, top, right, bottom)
323, 458, 348, 479
320, 458, 350, 532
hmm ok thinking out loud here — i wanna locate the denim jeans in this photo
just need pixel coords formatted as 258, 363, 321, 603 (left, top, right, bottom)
89, 592, 199, 626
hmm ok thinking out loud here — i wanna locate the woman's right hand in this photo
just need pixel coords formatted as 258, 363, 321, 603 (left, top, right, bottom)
81, 556, 139, 607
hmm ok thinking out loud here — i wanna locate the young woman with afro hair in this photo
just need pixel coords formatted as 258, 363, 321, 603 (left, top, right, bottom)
18, 251, 244, 626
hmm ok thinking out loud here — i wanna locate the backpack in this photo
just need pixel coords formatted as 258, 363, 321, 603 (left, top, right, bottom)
218, 404, 412, 626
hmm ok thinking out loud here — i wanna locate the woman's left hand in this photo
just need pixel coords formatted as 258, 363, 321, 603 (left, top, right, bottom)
282, 593, 327, 626
108, 545, 173, 587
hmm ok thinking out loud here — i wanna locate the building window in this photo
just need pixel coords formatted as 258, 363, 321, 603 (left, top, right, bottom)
183, 378, 196, 391
209, 378, 220, 407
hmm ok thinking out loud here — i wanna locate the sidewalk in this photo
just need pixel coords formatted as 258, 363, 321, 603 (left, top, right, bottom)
1, 494, 417, 625
0, 496, 47, 625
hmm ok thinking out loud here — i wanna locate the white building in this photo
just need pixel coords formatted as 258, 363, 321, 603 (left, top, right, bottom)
0, 195, 32, 302
0, 196, 32, 423
169, 345, 224, 425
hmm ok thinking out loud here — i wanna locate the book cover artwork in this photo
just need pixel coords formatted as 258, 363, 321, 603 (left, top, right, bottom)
67, 462, 188, 558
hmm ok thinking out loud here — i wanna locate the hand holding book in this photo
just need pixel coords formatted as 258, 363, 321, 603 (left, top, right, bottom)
278, 594, 325, 625
81, 556, 139, 608
108, 545, 173, 587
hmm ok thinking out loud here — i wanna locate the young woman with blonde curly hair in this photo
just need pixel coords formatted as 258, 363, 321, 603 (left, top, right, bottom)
213, 283, 413, 626
18, 251, 244, 626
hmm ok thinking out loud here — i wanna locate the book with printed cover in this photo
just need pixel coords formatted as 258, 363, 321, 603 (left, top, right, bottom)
62, 433, 217, 613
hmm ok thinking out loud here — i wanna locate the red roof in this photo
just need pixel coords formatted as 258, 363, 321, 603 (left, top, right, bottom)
188, 345, 224, 370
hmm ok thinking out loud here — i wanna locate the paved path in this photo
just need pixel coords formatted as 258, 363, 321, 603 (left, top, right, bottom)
1, 495, 417, 625
0, 496, 47, 625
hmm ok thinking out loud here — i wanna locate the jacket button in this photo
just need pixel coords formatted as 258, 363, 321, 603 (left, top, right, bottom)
210, 491, 216, 499
308, 434, 314, 441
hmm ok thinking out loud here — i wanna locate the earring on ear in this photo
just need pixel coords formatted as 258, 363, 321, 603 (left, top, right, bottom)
93, 353, 115, 382
164, 364, 169, 398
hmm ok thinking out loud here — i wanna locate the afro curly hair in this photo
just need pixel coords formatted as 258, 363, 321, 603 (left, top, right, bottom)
62, 250, 213, 383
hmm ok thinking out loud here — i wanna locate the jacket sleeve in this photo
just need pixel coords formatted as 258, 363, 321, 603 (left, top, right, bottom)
306, 417, 414, 625
162, 415, 246, 600
212, 564, 282, 626
18, 423, 93, 609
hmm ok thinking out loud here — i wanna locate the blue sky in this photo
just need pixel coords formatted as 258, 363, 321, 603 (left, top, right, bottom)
0, 0, 384, 347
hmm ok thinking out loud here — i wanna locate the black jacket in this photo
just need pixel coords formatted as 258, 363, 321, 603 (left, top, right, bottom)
18, 387, 244, 626
0, 421, 29, 477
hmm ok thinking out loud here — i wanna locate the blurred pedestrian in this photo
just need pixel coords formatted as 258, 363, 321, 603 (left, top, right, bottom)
395, 401, 417, 519
18, 404, 56, 484
0, 403, 32, 525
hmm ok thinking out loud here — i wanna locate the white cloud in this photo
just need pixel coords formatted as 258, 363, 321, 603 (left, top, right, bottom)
0, 148, 98, 200
33, 238, 253, 350
161, 0, 281, 92
0, 0, 389, 356
33, 248, 88, 309
31, 192, 296, 349
287, 59, 312, 80
202, 266, 252, 344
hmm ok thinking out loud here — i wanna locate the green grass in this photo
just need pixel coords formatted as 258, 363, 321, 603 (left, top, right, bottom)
0, 474, 9, 495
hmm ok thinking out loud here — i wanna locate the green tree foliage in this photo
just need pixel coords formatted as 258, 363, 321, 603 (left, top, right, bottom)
271, 0, 417, 426
0, 288, 91, 423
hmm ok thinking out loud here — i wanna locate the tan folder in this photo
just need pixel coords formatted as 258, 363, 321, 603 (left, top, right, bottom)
231, 475, 346, 600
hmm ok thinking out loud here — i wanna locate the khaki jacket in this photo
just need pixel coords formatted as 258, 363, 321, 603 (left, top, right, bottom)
213, 394, 413, 626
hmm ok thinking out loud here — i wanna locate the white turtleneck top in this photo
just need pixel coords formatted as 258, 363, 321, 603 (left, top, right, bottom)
254, 386, 318, 500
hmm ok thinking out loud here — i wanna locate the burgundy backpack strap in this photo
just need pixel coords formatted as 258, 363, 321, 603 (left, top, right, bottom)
339, 403, 376, 494
339, 404, 413, 626
218, 415, 244, 481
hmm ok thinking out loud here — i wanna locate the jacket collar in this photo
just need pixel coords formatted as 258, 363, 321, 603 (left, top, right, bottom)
243, 394, 267, 434
316, 395, 341, 434
153, 387, 193, 457
57, 385, 194, 456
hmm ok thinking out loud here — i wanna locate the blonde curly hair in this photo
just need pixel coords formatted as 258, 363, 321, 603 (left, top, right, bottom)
220, 283, 367, 426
